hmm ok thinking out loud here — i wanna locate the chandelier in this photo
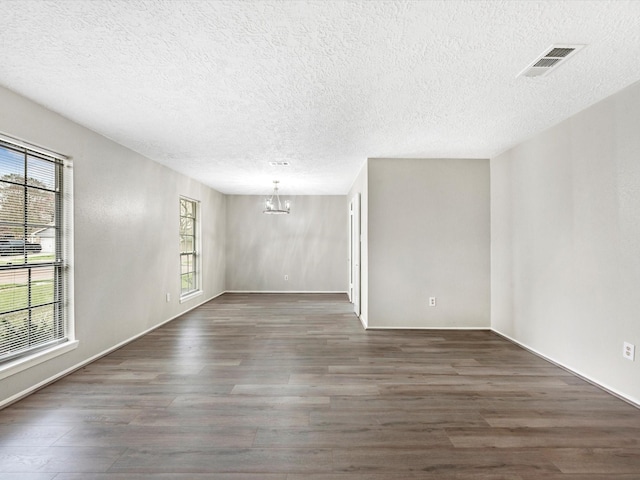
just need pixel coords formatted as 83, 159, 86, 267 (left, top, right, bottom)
263, 180, 290, 214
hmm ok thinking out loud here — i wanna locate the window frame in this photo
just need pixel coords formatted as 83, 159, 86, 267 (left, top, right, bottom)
0, 134, 76, 376
179, 196, 202, 302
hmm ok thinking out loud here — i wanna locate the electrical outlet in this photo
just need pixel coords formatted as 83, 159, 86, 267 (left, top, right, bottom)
284, 275, 289, 281
429, 297, 436, 307
623, 342, 635, 361
166, 293, 171, 303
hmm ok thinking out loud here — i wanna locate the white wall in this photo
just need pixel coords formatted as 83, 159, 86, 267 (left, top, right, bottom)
491, 80, 640, 404
0, 85, 226, 406
367, 158, 490, 328
226, 195, 348, 292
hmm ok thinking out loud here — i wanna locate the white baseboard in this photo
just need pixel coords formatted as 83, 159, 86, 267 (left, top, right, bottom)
224, 290, 348, 294
0, 291, 225, 410
365, 326, 491, 330
492, 328, 640, 409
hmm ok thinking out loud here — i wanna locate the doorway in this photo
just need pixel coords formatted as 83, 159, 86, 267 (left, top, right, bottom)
349, 193, 361, 317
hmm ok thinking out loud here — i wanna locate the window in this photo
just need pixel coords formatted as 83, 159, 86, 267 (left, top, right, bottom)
179, 197, 200, 298
0, 139, 66, 364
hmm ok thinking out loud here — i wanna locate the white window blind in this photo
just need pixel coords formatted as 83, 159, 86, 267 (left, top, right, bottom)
0, 139, 66, 363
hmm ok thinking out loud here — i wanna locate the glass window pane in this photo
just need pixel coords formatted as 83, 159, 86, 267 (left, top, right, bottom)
0, 146, 24, 178
27, 187, 55, 225
180, 217, 194, 236
0, 238, 26, 260
0, 181, 25, 225
30, 267, 55, 307
27, 228, 56, 264
0, 227, 23, 242
26, 156, 56, 191
0, 310, 29, 356
181, 199, 194, 217
181, 273, 194, 294
0, 269, 29, 314
180, 235, 194, 254
180, 235, 186, 253
30, 304, 57, 346
181, 254, 192, 274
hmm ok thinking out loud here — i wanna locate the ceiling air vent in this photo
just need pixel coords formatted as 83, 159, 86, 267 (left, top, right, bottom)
518, 44, 585, 78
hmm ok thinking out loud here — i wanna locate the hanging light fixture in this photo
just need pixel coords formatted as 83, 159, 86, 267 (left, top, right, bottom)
263, 180, 290, 214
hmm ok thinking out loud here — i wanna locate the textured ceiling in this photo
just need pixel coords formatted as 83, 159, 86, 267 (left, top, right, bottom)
2, 1, 640, 194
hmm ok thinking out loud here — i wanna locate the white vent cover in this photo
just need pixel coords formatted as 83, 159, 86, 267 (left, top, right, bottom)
518, 44, 585, 78
269, 161, 290, 166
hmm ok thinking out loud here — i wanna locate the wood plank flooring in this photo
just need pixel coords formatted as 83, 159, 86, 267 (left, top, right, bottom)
1, 293, 639, 478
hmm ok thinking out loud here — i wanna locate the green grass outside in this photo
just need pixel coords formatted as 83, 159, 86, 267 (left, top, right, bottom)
0, 253, 56, 266
0, 281, 54, 314
0, 282, 57, 356
181, 273, 196, 294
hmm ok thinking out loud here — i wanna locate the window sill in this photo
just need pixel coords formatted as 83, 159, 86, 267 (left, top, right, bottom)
0, 340, 79, 381
180, 290, 203, 304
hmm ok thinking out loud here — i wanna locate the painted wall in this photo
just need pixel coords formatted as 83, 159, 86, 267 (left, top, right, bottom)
226, 195, 348, 292
491, 80, 640, 404
0, 85, 226, 406
367, 158, 490, 328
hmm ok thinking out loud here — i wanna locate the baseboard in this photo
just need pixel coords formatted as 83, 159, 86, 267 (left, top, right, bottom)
224, 290, 348, 294
0, 291, 225, 410
365, 326, 491, 330
492, 328, 640, 409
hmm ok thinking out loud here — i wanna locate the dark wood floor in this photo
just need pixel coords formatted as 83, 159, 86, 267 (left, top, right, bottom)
1, 293, 639, 479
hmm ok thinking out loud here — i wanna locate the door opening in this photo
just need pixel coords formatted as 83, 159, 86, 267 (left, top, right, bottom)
350, 194, 361, 317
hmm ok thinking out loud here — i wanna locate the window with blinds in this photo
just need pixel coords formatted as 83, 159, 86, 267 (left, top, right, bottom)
179, 197, 199, 297
0, 140, 66, 363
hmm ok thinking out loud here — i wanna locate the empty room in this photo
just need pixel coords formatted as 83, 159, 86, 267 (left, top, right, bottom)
1, 0, 639, 478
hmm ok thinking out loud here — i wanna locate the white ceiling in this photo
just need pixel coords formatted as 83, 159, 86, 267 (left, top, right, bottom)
2, 1, 640, 195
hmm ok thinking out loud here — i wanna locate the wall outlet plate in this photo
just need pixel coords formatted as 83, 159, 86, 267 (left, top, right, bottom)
623, 342, 635, 361
429, 297, 436, 307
